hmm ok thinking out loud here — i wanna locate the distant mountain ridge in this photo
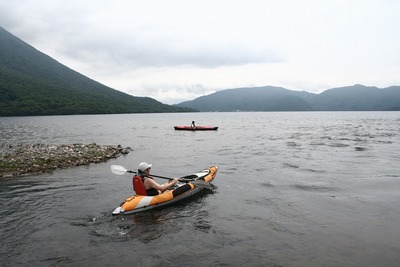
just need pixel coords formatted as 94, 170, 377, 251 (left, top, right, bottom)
0, 26, 194, 116
176, 85, 400, 111
2, 26, 399, 115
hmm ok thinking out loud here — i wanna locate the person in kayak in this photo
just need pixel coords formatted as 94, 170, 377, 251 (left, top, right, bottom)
191, 121, 196, 128
138, 162, 179, 196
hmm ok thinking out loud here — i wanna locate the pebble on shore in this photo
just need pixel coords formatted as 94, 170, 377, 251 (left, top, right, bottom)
0, 143, 131, 177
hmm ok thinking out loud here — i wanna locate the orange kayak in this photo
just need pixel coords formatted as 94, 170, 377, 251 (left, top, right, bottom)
112, 166, 218, 215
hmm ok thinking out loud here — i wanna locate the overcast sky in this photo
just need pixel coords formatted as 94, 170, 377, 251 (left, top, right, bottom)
1, 0, 399, 104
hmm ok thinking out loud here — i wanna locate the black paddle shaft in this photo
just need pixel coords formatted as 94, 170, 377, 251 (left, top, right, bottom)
127, 170, 192, 182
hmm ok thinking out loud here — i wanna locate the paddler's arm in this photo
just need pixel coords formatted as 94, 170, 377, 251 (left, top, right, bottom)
144, 177, 179, 192
161, 178, 180, 190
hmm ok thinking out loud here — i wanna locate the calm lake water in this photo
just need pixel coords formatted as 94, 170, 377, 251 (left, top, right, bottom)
1, 112, 400, 266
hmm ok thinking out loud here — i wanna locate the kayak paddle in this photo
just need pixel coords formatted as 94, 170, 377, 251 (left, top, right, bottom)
110, 165, 212, 190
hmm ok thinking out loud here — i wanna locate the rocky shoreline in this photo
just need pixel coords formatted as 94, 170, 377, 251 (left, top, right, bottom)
0, 143, 131, 177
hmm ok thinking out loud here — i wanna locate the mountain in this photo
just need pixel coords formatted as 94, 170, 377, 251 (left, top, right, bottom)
312, 84, 400, 111
0, 26, 194, 116
176, 85, 400, 112
176, 86, 314, 112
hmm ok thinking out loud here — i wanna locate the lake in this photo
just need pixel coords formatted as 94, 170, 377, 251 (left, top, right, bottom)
1, 112, 400, 266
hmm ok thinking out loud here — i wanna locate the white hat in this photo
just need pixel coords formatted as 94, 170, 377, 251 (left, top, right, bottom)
138, 162, 152, 172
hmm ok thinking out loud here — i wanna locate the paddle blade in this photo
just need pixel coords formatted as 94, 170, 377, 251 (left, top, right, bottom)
110, 165, 128, 175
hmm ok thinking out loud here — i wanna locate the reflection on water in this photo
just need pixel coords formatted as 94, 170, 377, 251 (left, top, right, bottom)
1, 112, 400, 266
86, 193, 213, 244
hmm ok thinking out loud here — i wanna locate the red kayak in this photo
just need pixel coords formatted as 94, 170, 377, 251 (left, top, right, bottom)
174, 126, 218, 131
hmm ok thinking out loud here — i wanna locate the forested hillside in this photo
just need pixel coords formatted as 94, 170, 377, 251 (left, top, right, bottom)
176, 85, 400, 112
0, 27, 194, 116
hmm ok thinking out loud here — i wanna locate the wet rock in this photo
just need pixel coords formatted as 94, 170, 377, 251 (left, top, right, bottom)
0, 143, 132, 177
